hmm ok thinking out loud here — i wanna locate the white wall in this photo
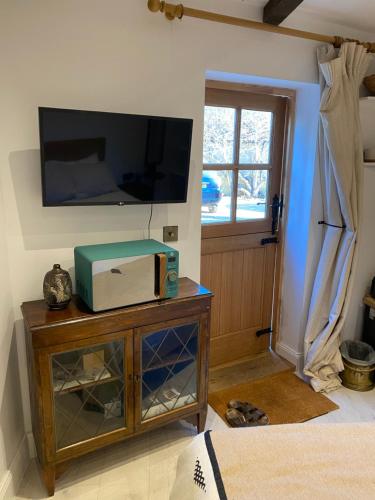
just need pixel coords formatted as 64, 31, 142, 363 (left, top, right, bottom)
277, 85, 321, 370
0, 186, 27, 497
1, 0, 375, 492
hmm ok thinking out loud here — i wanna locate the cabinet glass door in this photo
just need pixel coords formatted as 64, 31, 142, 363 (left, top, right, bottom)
140, 321, 199, 422
52, 339, 125, 450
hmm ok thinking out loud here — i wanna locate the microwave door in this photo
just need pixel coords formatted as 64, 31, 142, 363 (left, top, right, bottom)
92, 254, 156, 311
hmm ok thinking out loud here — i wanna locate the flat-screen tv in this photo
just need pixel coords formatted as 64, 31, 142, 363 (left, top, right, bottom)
39, 107, 193, 206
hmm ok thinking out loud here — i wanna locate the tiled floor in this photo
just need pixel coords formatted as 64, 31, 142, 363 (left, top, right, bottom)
16, 381, 375, 499
15, 407, 226, 500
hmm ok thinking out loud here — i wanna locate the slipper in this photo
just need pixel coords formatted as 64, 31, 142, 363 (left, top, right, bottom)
245, 408, 265, 419
225, 408, 249, 427
244, 409, 269, 426
227, 399, 256, 413
225, 407, 269, 427
227, 400, 270, 426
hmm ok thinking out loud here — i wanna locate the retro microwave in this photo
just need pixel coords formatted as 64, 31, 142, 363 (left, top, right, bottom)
74, 239, 179, 311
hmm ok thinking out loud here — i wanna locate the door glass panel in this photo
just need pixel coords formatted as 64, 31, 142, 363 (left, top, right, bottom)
141, 322, 199, 421
203, 106, 236, 164
239, 110, 273, 164
52, 340, 125, 449
236, 170, 269, 221
201, 170, 233, 224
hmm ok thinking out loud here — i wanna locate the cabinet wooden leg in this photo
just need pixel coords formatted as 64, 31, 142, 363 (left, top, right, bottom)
197, 409, 207, 433
41, 463, 55, 497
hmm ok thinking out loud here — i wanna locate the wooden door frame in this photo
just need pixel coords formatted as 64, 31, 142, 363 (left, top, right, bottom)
203, 85, 286, 239
203, 80, 296, 351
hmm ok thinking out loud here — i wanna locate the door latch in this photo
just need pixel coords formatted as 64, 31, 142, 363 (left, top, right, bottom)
271, 194, 284, 235
256, 327, 273, 337
261, 237, 278, 246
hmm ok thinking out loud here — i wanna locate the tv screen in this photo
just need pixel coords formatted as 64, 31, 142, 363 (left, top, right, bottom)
39, 107, 193, 206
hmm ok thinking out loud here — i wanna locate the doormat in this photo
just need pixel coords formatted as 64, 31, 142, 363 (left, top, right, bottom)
209, 370, 339, 426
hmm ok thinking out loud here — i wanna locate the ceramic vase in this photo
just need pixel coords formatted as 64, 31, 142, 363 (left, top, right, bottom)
43, 264, 72, 310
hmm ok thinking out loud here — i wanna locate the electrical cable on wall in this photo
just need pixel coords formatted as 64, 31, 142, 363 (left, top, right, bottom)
148, 204, 153, 239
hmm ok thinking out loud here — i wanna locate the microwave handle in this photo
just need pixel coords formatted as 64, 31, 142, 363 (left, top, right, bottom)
156, 253, 168, 298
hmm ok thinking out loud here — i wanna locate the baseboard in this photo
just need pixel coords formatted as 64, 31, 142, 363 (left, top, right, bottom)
0, 434, 30, 499
276, 341, 304, 375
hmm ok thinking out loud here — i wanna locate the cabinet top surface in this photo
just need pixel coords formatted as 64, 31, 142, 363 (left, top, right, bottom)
21, 277, 212, 330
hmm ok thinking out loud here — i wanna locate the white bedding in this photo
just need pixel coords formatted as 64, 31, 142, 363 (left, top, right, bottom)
170, 423, 375, 499
171, 431, 224, 500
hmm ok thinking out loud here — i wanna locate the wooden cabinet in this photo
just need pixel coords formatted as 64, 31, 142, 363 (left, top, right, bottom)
22, 278, 212, 496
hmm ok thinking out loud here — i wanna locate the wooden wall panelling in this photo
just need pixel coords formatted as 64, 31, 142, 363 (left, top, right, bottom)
240, 247, 264, 330
220, 250, 244, 335
201, 235, 273, 367
210, 327, 269, 367
262, 244, 277, 329
200, 252, 222, 338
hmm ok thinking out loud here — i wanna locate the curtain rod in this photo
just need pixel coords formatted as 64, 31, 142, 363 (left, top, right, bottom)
147, 0, 375, 53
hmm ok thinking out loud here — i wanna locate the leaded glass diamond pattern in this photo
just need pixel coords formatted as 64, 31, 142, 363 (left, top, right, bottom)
141, 322, 199, 421
52, 340, 125, 449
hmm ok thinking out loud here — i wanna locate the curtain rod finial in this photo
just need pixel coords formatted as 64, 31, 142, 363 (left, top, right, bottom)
148, 0, 163, 13
148, 1, 184, 20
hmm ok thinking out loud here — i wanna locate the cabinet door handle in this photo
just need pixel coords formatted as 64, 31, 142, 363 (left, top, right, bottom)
134, 374, 141, 382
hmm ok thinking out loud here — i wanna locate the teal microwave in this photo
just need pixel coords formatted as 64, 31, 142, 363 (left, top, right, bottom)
74, 239, 179, 311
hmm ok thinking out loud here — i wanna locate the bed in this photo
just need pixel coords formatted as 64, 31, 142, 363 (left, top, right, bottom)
170, 423, 375, 499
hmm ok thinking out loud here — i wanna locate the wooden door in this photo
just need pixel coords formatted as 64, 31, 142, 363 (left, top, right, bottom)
201, 83, 288, 367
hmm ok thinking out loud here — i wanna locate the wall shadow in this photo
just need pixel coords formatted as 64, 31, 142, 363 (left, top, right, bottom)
9, 150, 169, 251
0, 320, 25, 472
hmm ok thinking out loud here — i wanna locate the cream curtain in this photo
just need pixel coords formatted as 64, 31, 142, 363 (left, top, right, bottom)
303, 43, 372, 392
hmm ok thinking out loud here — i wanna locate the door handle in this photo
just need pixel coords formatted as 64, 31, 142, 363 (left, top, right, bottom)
271, 194, 283, 235
258, 195, 283, 234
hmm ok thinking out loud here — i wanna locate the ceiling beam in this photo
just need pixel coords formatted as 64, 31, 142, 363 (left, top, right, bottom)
263, 0, 304, 26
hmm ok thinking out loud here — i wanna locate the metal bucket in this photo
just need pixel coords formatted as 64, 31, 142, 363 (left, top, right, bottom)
340, 358, 375, 391
340, 340, 375, 391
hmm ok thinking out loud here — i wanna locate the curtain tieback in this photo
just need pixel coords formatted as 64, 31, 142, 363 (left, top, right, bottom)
318, 220, 346, 229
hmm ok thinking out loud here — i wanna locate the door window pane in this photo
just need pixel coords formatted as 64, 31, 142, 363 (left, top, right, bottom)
239, 110, 273, 164
236, 170, 269, 221
203, 106, 236, 164
201, 170, 233, 224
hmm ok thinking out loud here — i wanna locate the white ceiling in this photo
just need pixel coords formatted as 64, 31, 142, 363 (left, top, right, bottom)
237, 0, 375, 33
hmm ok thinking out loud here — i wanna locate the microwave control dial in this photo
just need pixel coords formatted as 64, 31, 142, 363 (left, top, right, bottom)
167, 270, 178, 282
